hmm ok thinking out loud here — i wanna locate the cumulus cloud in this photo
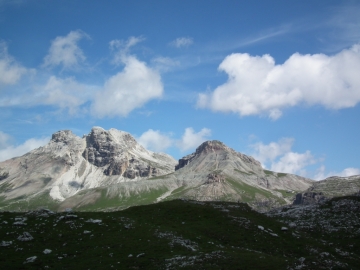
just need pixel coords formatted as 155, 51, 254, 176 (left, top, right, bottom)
0, 131, 49, 162
170, 37, 193, 48
0, 42, 30, 85
137, 129, 173, 152
177, 127, 211, 152
43, 30, 89, 70
198, 44, 360, 119
314, 165, 360, 180
91, 38, 163, 118
251, 138, 316, 176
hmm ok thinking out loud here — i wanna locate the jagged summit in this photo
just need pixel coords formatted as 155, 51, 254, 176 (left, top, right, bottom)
51, 130, 76, 143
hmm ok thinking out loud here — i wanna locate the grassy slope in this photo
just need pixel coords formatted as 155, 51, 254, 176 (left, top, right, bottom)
75, 186, 169, 211
1, 199, 359, 269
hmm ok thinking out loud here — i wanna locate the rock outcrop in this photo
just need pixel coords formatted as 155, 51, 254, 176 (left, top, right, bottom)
82, 127, 173, 178
292, 175, 360, 205
293, 192, 327, 205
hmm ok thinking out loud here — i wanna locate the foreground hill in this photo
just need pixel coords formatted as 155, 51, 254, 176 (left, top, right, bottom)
1, 198, 359, 269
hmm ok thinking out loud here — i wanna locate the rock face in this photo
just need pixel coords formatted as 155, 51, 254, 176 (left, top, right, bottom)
293, 192, 327, 205
82, 127, 172, 178
292, 175, 360, 205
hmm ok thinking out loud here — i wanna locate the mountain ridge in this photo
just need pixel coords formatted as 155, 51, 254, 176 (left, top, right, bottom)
0, 127, 358, 212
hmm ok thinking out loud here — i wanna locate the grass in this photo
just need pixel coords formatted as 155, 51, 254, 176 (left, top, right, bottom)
226, 178, 285, 205
234, 169, 254, 175
263, 170, 274, 176
0, 199, 358, 269
0, 192, 58, 212
76, 187, 168, 211
274, 189, 295, 199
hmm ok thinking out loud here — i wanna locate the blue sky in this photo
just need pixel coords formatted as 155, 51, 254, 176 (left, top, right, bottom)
0, 0, 359, 179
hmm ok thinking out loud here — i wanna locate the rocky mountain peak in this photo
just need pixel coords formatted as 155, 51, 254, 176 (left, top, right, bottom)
51, 130, 76, 144
194, 140, 229, 155
82, 127, 137, 168
80, 127, 176, 178
175, 140, 261, 171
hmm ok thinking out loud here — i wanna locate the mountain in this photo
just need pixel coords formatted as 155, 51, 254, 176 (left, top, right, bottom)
56, 139, 315, 212
0, 127, 176, 210
0, 128, 316, 212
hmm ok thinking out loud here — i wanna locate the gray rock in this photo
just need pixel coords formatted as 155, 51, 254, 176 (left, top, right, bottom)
0, 241, 12, 246
293, 192, 327, 205
289, 222, 297, 228
23, 256, 37, 264
82, 127, 176, 177
17, 232, 34, 241
86, 219, 102, 224
43, 249, 52, 254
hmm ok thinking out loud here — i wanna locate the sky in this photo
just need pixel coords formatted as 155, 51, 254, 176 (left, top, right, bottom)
0, 0, 359, 180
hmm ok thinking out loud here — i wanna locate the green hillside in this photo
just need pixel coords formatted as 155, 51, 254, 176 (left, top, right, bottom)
1, 197, 359, 269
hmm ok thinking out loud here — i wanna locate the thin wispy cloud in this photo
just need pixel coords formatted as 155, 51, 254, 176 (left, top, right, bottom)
0, 41, 33, 85
42, 30, 90, 71
204, 24, 292, 53
170, 37, 194, 48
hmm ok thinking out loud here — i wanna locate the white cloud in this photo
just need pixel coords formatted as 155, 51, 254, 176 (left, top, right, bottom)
177, 127, 211, 152
0, 131, 11, 149
137, 129, 173, 152
251, 138, 316, 176
251, 138, 294, 164
170, 37, 193, 48
270, 151, 316, 175
36, 76, 94, 114
0, 75, 94, 114
0, 42, 30, 85
198, 44, 360, 119
314, 165, 360, 180
110, 36, 145, 66
91, 39, 163, 118
43, 30, 89, 70
152, 56, 180, 72
0, 132, 49, 162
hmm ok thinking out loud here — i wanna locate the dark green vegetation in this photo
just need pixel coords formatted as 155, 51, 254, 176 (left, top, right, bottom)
1, 198, 360, 269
